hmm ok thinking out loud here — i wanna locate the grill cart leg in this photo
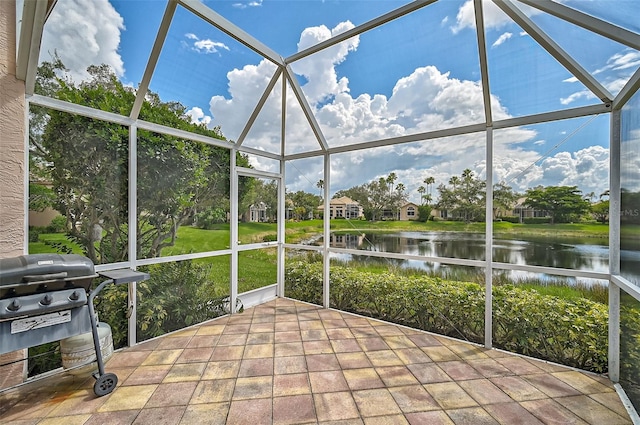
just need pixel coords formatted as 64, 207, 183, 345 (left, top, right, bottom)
87, 269, 150, 397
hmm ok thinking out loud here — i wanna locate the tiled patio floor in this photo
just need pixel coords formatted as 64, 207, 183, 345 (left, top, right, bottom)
0, 298, 633, 424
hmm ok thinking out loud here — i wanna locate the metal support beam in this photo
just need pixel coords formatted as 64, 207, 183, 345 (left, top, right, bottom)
230, 149, 239, 313
127, 124, 138, 346
284, 64, 329, 152
485, 128, 493, 349
493, 0, 613, 103
517, 0, 640, 51
180, 0, 283, 66
609, 108, 622, 382
323, 153, 331, 309
473, 0, 493, 126
613, 67, 640, 112
235, 67, 283, 148
130, 0, 177, 120
286, 0, 437, 64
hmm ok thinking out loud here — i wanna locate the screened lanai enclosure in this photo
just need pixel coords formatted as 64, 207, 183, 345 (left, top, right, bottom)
9, 0, 640, 416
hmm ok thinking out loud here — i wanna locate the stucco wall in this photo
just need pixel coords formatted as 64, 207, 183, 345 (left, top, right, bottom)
0, 0, 28, 389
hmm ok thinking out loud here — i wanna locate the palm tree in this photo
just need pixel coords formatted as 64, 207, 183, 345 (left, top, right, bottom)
417, 186, 426, 205
423, 176, 435, 198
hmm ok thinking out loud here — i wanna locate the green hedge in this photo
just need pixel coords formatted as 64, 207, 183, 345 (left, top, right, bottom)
285, 261, 609, 373
523, 217, 552, 224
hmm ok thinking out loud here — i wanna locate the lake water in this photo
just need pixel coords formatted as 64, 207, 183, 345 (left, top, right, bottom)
319, 231, 640, 284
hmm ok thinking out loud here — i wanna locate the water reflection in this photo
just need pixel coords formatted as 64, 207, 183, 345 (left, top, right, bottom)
317, 232, 634, 282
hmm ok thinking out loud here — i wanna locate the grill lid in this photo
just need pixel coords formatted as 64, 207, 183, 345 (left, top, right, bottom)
0, 254, 97, 299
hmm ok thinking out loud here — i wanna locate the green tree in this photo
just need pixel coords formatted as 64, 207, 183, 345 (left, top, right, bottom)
591, 200, 609, 224
493, 181, 519, 219
524, 185, 590, 224
286, 190, 322, 220
437, 169, 486, 223
30, 61, 251, 263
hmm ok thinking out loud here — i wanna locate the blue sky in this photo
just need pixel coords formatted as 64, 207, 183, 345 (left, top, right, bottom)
38, 0, 640, 202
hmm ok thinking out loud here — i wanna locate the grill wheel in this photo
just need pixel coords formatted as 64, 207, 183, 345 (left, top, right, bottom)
93, 372, 118, 396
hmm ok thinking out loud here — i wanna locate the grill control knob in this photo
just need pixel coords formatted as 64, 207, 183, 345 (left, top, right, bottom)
7, 299, 20, 312
40, 294, 53, 306
69, 290, 80, 301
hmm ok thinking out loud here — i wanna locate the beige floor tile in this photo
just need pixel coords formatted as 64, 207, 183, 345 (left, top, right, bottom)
238, 357, 273, 377
366, 350, 403, 367
274, 355, 308, 374
551, 371, 615, 394
191, 378, 235, 404
243, 343, 274, 358
337, 352, 373, 369
483, 402, 544, 425
275, 341, 305, 356
422, 346, 460, 362
363, 414, 409, 424
394, 348, 432, 365
309, 370, 349, 393
273, 373, 311, 396
233, 376, 273, 400
521, 398, 589, 424
273, 394, 316, 425
85, 409, 140, 425
376, 365, 420, 387
314, 392, 361, 422
424, 382, 478, 410
132, 406, 185, 425
122, 364, 171, 387
490, 376, 548, 401
388, 384, 440, 413
144, 382, 197, 407
445, 406, 499, 424
523, 373, 583, 398
141, 349, 182, 366
384, 335, 417, 350
555, 395, 632, 424
405, 410, 454, 425
180, 402, 229, 425
343, 368, 385, 390
97, 384, 157, 411
307, 353, 341, 371
39, 414, 92, 425
407, 363, 452, 384
202, 360, 241, 379
162, 362, 206, 382
458, 379, 513, 405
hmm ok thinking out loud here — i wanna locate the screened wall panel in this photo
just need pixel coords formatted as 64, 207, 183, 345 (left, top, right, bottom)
28, 107, 128, 265
492, 116, 610, 273
621, 89, 640, 286
136, 131, 231, 259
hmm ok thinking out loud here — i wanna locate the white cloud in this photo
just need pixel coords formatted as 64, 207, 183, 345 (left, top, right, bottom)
185, 33, 230, 55
451, 0, 543, 34
561, 49, 638, 106
492, 32, 512, 48
232, 0, 262, 9
185, 107, 212, 126
40, 0, 125, 82
204, 20, 608, 197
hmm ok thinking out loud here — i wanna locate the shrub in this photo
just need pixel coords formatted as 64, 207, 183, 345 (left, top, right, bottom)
28, 228, 41, 242
499, 216, 520, 223
523, 217, 552, 224
46, 215, 68, 233
96, 260, 230, 348
195, 207, 227, 229
284, 261, 610, 372
262, 234, 277, 242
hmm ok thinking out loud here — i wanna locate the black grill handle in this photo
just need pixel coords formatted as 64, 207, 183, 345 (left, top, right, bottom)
21, 272, 68, 282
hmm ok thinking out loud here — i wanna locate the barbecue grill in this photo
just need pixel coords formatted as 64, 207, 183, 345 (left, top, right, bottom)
0, 254, 149, 396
